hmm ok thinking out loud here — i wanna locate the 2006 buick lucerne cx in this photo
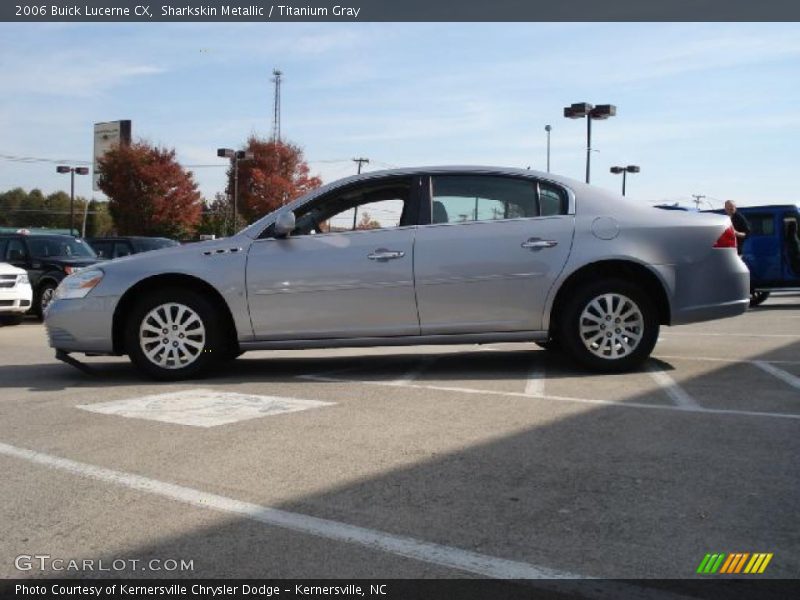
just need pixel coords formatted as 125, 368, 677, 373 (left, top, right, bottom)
45, 167, 750, 380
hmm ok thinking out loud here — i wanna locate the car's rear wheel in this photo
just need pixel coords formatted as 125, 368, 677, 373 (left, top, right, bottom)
125, 289, 224, 380
749, 290, 770, 307
558, 279, 659, 372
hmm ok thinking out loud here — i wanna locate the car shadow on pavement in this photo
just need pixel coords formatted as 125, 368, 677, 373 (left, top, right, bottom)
0, 347, 610, 391
3, 341, 799, 586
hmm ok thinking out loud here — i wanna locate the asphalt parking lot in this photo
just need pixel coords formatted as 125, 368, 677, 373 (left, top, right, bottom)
1, 296, 798, 582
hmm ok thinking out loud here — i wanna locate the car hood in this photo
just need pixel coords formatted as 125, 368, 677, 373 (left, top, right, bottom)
0, 262, 26, 276
35, 257, 101, 269
96, 236, 248, 273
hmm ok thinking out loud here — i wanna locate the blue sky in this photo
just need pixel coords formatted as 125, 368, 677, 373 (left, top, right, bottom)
0, 22, 798, 208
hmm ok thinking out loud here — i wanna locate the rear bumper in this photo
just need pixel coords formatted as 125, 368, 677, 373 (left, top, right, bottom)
668, 251, 750, 325
44, 295, 119, 354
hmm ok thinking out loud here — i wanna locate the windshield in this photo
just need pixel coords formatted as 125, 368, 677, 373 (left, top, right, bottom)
27, 237, 97, 259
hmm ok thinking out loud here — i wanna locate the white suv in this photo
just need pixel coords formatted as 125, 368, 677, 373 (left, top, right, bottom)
0, 262, 33, 325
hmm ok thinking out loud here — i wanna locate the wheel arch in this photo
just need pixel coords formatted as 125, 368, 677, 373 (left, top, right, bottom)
112, 273, 238, 355
546, 259, 671, 336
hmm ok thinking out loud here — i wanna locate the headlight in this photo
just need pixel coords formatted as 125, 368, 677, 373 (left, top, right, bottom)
17, 273, 29, 285
54, 268, 104, 300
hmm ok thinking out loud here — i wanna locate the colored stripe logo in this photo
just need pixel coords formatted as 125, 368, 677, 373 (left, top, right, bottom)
696, 553, 773, 574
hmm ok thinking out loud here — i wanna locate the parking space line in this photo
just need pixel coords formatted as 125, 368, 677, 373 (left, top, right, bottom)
524, 363, 546, 397
646, 364, 699, 410
300, 375, 800, 421
656, 354, 800, 366
0, 441, 579, 580
753, 361, 800, 392
663, 332, 800, 339
388, 356, 439, 386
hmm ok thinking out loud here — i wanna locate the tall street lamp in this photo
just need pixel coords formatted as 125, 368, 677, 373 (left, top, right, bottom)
217, 148, 253, 234
544, 125, 552, 173
563, 102, 616, 184
610, 165, 640, 196
56, 166, 90, 235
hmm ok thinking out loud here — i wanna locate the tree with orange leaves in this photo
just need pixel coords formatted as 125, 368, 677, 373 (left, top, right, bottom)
225, 136, 322, 225
97, 142, 202, 238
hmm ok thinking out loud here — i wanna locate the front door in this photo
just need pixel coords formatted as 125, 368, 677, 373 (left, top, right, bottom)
246, 177, 421, 340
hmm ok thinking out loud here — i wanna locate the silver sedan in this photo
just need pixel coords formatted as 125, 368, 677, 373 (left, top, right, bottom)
45, 167, 749, 380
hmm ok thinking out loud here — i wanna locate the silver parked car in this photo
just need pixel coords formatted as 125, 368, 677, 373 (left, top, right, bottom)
45, 167, 749, 380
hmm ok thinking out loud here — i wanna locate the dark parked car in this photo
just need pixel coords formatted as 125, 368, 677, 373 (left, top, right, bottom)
737, 205, 800, 306
0, 231, 100, 316
87, 236, 179, 259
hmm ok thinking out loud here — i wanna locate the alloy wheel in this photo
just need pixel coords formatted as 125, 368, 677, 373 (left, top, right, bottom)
138, 302, 206, 369
578, 293, 644, 360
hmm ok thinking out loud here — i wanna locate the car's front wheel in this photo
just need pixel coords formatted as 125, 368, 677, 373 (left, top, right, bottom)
558, 279, 659, 372
36, 281, 58, 318
125, 289, 224, 380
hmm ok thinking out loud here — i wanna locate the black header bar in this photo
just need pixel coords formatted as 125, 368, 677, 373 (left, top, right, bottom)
3, 0, 800, 22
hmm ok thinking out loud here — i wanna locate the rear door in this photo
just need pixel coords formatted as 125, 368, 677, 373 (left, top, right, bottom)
414, 174, 575, 334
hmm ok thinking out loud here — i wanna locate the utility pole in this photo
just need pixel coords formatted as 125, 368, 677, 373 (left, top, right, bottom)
352, 157, 370, 228
271, 68, 283, 142
691, 194, 706, 210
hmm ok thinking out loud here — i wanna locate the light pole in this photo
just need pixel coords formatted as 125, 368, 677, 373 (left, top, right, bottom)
544, 125, 552, 173
217, 148, 253, 234
610, 165, 640, 196
563, 102, 616, 184
56, 166, 90, 235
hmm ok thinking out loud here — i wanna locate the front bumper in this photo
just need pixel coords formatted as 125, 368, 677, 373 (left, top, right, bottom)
44, 295, 119, 354
0, 287, 33, 314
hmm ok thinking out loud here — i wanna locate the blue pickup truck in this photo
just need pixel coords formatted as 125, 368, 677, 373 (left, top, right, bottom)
737, 204, 800, 306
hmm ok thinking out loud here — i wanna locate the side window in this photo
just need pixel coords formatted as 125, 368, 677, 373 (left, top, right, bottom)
92, 241, 111, 258
6, 239, 28, 261
114, 242, 133, 258
539, 181, 568, 216
275, 178, 413, 238
431, 176, 537, 224
746, 214, 774, 237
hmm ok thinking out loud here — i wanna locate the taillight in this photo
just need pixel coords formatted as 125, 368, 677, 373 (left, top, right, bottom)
713, 225, 737, 249
63, 266, 74, 275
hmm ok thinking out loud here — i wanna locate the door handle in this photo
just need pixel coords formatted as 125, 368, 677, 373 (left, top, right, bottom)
521, 238, 558, 250
367, 249, 405, 261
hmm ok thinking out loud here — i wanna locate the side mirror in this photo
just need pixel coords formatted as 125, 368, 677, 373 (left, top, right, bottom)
274, 211, 296, 237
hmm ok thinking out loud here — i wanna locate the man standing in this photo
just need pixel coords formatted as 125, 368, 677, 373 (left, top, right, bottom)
724, 200, 750, 255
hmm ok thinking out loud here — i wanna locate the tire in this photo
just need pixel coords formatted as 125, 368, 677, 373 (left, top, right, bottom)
36, 281, 58, 318
558, 279, 659, 372
535, 339, 561, 352
749, 290, 770, 308
0, 315, 24, 326
125, 288, 225, 381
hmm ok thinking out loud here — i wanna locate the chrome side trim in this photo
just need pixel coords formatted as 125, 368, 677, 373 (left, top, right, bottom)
239, 330, 547, 350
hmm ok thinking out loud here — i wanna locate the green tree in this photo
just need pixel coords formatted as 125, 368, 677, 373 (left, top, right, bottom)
197, 193, 235, 239
0, 188, 28, 226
